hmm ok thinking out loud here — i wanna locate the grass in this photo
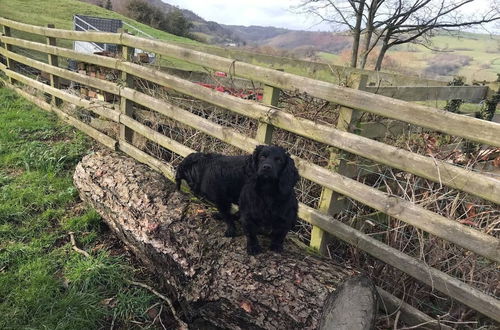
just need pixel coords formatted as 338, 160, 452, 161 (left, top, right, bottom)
318, 31, 499, 82
385, 32, 500, 82
0, 87, 165, 329
0, 0, 204, 71
0, 0, 198, 44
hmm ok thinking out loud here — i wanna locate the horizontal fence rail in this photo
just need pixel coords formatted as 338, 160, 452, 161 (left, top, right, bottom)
119, 34, 500, 147
1, 39, 499, 206
2, 17, 499, 146
364, 85, 489, 102
0, 17, 499, 323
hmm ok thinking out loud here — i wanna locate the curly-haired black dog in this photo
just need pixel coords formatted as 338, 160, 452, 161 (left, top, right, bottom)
175, 145, 299, 255
239, 145, 299, 255
175, 151, 251, 237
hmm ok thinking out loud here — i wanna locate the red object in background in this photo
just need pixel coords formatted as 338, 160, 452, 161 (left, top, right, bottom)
214, 71, 227, 77
194, 82, 263, 101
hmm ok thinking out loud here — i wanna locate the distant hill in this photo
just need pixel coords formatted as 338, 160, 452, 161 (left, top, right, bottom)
9, 0, 495, 82
79, 0, 351, 51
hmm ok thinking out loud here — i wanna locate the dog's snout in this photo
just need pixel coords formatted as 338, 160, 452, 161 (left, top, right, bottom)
262, 164, 272, 171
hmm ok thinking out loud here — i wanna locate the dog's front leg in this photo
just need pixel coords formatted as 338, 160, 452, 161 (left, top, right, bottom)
269, 223, 288, 253
242, 215, 262, 255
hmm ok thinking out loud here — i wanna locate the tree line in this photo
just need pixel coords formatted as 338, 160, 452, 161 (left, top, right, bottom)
126, 0, 193, 39
297, 0, 500, 70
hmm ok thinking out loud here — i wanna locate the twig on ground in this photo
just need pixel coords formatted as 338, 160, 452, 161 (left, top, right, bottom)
69, 232, 91, 258
126, 280, 188, 330
393, 310, 400, 330
110, 310, 116, 330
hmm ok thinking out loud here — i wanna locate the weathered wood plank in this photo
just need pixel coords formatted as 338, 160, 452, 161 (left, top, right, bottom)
119, 86, 500, 264
1, 41, 498, 205
376, 288, 453, 330
0, 47, 120, 95
2, 67, 120, 122
298, 203, 500, 323
296, 157, 500, 263
119, 141, 176, 181
2, 25, 15, 84
120, 115, 194, 158
0, 17, 121, 44
119, 41, 135, 144
114, 61, 500, 205
312, 74, 368, 254
364, 85, 489, 102
120, 34, 500, 147
0, 35, 120, 69
46, 24, 62, 106
7, 84, 117, 150
256, 84, 279, 143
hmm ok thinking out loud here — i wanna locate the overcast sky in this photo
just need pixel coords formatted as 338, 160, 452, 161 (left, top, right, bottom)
163, 0, 498, 32
164, 0, 330, 31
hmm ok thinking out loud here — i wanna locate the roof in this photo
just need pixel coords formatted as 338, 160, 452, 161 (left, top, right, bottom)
74, 15, 122, 33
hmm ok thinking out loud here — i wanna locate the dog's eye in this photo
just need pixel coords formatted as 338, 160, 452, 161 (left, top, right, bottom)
275, 157, 282, 162
260, 155, 266, 160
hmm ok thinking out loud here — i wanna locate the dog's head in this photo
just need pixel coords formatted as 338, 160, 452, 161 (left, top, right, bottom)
251, 145, 299, 194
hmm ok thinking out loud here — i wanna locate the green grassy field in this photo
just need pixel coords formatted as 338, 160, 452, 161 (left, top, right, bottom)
325, 32, 500, 82
0, 0, 204, 70
0, 87, 169, 329
0, 0, 198, 44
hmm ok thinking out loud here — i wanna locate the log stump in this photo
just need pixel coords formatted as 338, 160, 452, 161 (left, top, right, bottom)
73, 150, 377, 329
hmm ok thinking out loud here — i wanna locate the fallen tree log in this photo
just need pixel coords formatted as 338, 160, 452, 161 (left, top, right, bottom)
73, 150, 377, 329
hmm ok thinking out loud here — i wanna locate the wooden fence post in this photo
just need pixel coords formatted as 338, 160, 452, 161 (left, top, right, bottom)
46, 24, 62, 106
118, 29, 135, 145
1, 25, 15, 84
256, 83, 280, 143
310, 74, 369, 254
256, 69, 282, 144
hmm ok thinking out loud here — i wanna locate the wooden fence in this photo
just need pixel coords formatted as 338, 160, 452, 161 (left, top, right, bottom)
0, 17, 499, 325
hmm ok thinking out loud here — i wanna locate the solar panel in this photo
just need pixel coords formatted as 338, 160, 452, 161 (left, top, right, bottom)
74, 15, 123, 33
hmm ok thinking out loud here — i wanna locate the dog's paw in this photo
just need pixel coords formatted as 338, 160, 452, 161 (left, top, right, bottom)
246, 244, 262, 255
224, 227, 237, 237
269, 243, 284, 253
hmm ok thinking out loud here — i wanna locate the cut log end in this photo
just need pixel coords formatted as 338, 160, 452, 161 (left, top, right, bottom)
73, 150, 377, 329
319, 276, 378, 330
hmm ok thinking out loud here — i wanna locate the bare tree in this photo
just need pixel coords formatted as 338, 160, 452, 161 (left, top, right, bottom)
297, 0, 500, 71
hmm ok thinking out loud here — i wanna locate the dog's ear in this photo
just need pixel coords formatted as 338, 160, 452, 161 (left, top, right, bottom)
249, 145, 264, 172
279, 153, 299, 195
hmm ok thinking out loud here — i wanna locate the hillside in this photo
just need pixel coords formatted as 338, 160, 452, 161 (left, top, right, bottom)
79, 0, 240, 44
0, 0, 198, 45
312, 31, 499, 82
0, 0, 207, 70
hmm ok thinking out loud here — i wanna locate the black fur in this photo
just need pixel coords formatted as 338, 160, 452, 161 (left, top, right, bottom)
175, 152, 251, 237
175, 145, 299, 255
239, 145, 299, 255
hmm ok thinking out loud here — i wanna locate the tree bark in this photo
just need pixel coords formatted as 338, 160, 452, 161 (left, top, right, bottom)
73, 150, 377, 329
374, 36, 390, 71
350, 0, 366, 68
359, 0, 377, 70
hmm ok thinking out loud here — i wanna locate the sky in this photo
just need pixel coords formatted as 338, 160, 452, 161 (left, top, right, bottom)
164, 0, 331, 31
163, 0, 498, 32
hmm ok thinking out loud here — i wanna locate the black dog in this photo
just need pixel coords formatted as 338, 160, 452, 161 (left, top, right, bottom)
239, 145, 299, 255
175, 145, 299, 255
175, 151, 251, 237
